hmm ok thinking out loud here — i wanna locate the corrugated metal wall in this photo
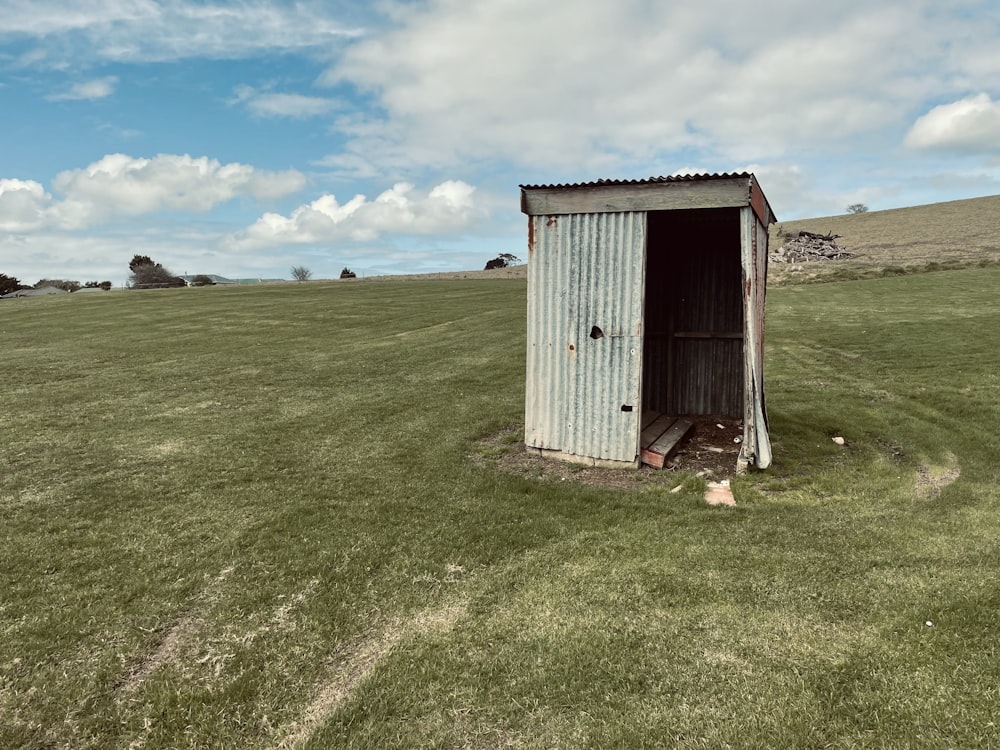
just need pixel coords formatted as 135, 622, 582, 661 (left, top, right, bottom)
525, 211, 646, 463
738, 208, 772, 468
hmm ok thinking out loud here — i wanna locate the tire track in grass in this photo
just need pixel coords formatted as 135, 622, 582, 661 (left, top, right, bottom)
120, 571, 325, 697
272, 596, 468, 750
117, 565, 236, 695
119, 569, 325, 749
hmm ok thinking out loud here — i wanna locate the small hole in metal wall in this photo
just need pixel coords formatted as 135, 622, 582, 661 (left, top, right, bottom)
590, 326, 604, 339
621, 404, 633, 412
568, 344, 575, 351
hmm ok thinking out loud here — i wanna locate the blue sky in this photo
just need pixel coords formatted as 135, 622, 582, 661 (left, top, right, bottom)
2, 0, 1000, 286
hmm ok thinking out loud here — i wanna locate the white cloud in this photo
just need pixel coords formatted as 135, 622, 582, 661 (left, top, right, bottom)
230, 180, 481, 249
0, 0, 158, 35
46, 76, 118, 101
0, 1, 364, 63
232, 85, 341, 119
904, 93, 1000, 154
0, 154, 306, 231
319, 0, 958, 176
52, 153, 306, 217
0, 179, 56, 232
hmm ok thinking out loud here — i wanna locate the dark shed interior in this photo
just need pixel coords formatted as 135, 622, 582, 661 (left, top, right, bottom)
642, 207, 744, 418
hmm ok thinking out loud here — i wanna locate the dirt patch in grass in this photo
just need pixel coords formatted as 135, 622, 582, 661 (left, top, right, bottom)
473, 418, 745, 490
916, 455, 961, 499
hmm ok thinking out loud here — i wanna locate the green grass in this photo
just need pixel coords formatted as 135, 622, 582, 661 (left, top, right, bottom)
2, 270, 999, 749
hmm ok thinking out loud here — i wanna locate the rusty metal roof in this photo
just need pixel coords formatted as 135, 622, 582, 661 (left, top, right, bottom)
519, 172, 754, 190
519, 172, 776, 225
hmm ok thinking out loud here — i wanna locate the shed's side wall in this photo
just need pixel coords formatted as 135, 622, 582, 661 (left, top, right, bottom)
525, 211, 646, 463
739, 207, 772, 469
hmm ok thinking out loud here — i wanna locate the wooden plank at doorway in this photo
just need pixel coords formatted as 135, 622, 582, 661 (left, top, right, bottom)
641, 410, 662, 431
641, 413, 676, 447
641, 419, 694, 469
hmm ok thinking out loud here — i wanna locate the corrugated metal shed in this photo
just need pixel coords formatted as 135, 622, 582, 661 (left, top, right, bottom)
521, 173, 775, 471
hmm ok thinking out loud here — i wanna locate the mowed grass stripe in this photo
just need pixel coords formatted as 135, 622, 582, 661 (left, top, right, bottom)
1, 270, 999, 749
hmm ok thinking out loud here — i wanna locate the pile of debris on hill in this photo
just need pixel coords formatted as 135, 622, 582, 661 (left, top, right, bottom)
770, 230, 853, 263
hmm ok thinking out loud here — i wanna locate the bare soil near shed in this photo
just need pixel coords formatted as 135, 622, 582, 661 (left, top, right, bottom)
472, 416, 743, 490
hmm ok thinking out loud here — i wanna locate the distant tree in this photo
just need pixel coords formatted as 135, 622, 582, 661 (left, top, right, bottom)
291, 266, 313, 282
35, 278, 81, 293
129, 254, 155, 272
846, 203, 869, 214
1, 273, 28, 295
484, 253, 521, 270
84, 281, 113, 290
340, 267, 357, 279
128, 255, 185, 288
191, 274, 216, 286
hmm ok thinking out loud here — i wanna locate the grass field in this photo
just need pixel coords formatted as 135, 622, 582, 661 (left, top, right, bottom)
2, 269, 999, 749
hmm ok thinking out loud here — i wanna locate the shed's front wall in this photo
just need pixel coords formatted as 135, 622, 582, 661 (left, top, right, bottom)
525, 211, 646, 464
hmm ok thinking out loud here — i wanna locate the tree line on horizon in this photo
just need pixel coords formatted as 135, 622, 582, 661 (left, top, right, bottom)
4, 251, 529, 297
1, 274, 112, 295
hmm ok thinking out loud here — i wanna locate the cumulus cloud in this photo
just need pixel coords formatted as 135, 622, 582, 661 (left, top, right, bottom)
904, 94, 1000, 154
52, 153, 306, 216
0, 179, 57, 232
0, 154, 306, 231
46, 76, 118, 101
230, 180, 480, 249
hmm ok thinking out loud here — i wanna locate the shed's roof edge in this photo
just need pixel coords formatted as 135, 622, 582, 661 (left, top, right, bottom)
518, 172, 754, 190
519, 172, 776, 224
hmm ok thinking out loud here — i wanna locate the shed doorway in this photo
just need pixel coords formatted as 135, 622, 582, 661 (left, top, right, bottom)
642, 207, 744, 420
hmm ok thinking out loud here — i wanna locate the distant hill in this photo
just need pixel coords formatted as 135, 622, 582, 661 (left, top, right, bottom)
359, 265, 528, 282
179, 274, 286, 285
768, 194, 1000, 284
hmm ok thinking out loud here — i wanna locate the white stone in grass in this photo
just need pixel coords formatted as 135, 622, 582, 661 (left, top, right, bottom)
925, 620, 933, 627
832, 436, 846, 446
705, 480, 735, 507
